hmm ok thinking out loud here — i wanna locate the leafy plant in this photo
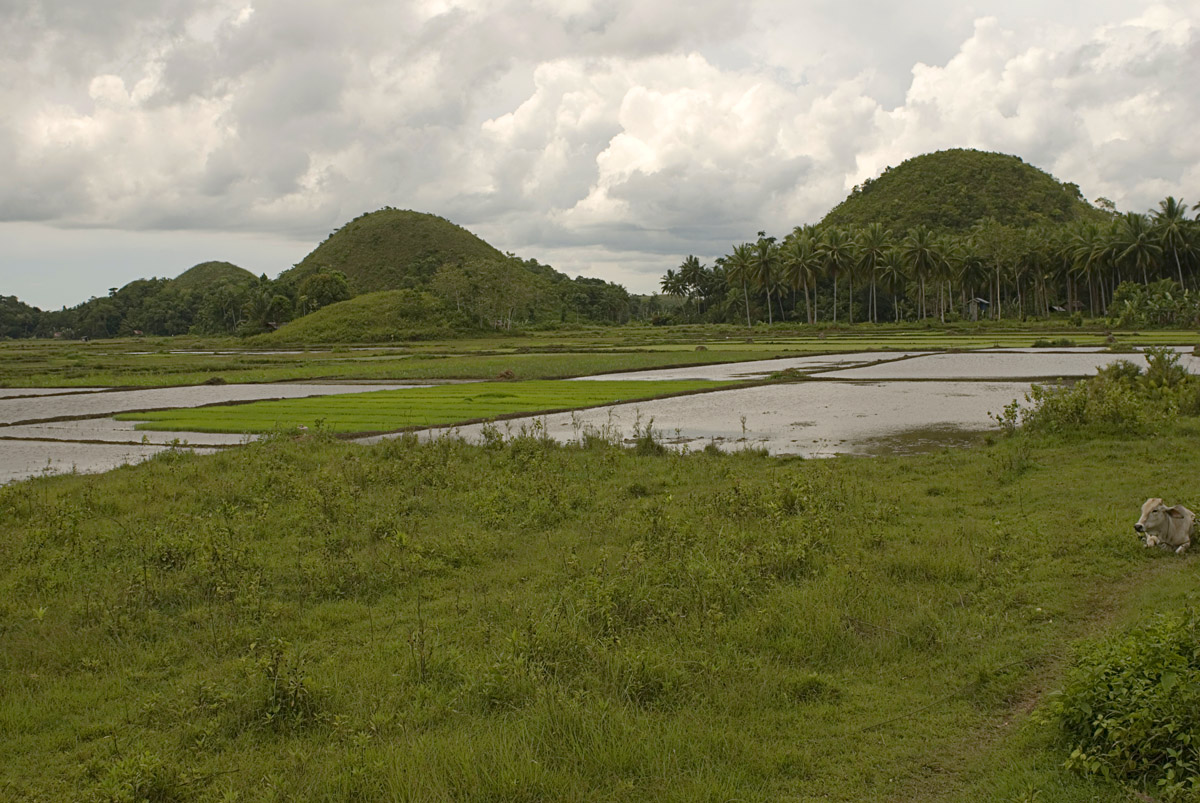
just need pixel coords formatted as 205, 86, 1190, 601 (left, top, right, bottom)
1048, 609, 1200, 800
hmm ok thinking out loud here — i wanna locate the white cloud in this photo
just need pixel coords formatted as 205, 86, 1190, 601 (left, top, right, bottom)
2, 0, 1199, 305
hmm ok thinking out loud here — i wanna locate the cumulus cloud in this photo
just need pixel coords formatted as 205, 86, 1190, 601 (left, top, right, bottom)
2, 0, 1199, 303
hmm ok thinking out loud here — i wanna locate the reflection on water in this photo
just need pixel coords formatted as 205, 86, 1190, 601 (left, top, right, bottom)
368, 380, 1036, 458
0, 381, 419, 484
0, 440, 220, 485
573, 352, 929, 381
815, 350, 1200, 380
0, 382, 419, 425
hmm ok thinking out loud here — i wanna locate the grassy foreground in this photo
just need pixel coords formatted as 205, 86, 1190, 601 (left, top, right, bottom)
116, 380, 731, 435
2, 423, 1197, 801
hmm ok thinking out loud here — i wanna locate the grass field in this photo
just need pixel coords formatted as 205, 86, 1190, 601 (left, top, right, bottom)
1, 421, 1197, 801
3, 324, 1195, 388
116, 380, 733, 434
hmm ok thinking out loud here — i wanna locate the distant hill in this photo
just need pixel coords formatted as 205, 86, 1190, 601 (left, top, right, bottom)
170, 261, 256, 292
251, 290, 454, 344
279, 209, 506, 294
821, 149, 1108, 232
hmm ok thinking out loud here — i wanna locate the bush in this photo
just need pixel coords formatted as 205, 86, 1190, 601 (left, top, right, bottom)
1049, 609, 1200, 800
992, 348, 1200, 437
1111, 280, 1200, 328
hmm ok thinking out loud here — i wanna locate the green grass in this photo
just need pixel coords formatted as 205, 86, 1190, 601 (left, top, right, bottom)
2, 421, 1198, 801
116, 379, 733, 434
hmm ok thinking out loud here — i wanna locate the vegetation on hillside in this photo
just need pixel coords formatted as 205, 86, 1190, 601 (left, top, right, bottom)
280, 208, 506, 294
169, 261, 256, 293
822, 149, 1104, 232
2, 209, 647, 340
251, 290, 454, 344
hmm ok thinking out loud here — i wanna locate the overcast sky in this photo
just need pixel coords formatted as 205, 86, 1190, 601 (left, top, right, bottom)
3, 0, 1199, 309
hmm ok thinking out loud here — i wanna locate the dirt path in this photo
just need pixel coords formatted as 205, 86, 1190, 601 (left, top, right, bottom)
886, 555, 1192, 803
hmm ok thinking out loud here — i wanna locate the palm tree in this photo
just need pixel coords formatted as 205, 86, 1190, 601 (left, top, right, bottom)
900, 226, 941, 320
1153, 196, 1191, 287
750, 233, 780, 325
678, 255, 705, 314
876, 248, 908, 322
1115, 212, 1163, 286
726, 243, 755, 328
818, 227, 854, 324
855, 223, 893, 324
659, 269, 685, 299
781, 227, 819, 324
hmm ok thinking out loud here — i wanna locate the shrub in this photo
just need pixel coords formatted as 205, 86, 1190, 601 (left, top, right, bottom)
1111, 280, 1200, 328
992, 348, 1200, 437
1048, 609, 1200, 800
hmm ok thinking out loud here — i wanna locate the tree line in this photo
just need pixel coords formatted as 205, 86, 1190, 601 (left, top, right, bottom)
660, 197, 1200, 326
2, 270, 355, 340
2, 257, 649, 340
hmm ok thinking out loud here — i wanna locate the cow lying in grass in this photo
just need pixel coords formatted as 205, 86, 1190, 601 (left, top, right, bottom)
1134, 498, 1194, 554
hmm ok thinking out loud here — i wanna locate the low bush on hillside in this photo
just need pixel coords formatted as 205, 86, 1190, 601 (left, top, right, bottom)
1048, 608, 1200, 801
992, 347, 1200, 436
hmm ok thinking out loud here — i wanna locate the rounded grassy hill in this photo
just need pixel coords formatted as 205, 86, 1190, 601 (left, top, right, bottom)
821, 149, 1108, 232
251, 289, 454, 344
170, 261, 256, 292
279, 209, 505, 295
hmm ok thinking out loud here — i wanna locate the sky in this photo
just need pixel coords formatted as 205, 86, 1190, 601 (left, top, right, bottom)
2, 0, 1199, 310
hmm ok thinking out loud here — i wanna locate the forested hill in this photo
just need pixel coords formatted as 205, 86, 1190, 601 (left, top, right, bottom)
821, 149, 1108, 232
279, 208, 506, 294
170, 261, 256, 292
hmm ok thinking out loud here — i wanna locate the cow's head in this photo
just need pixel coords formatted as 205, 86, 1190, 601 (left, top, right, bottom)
1134, 497, 1187, 542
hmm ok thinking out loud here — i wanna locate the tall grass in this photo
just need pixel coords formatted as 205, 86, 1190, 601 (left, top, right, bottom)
2, 420, 1196, 800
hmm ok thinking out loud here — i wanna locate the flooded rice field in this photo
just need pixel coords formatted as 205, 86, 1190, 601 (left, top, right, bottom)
3, 348, 1196, 484
0, 382, 418, 484
0, 382, 419, 425
384, 380, 1034, 457
372, 347, 1199, 457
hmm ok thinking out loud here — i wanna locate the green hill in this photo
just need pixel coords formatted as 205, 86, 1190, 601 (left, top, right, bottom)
279, 209, 506, 295
251, 289, 454, 344
821, 149, 1108, 232
170, 261, 256, 292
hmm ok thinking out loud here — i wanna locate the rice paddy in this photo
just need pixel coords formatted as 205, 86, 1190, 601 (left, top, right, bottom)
116, 379, 734, 434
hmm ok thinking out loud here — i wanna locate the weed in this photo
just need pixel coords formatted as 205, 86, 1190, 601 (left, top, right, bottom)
1049, 608, 1200, 800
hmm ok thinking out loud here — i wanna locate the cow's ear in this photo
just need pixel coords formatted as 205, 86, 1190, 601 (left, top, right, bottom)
1166, 505, 1189, 519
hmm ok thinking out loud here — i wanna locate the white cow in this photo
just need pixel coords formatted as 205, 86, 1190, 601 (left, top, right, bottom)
1134, 498, 1194, 554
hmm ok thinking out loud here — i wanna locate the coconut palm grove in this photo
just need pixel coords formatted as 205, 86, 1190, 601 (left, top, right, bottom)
659, 150, 1200, 328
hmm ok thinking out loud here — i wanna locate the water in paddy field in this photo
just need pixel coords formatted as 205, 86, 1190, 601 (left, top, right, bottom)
3, 348, 1197, 482
0, 382, 419, 485
374, 347, 1200, 457
395, 380, 1034, 458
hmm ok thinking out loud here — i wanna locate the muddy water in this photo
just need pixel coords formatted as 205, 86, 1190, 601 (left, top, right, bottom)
373, 348, 1200, 457
0, 440, 221, 485
369, 380, 1034, 458
573, 351, 929, 381
814, 350, 1200, 381
0, 382, 419, 425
